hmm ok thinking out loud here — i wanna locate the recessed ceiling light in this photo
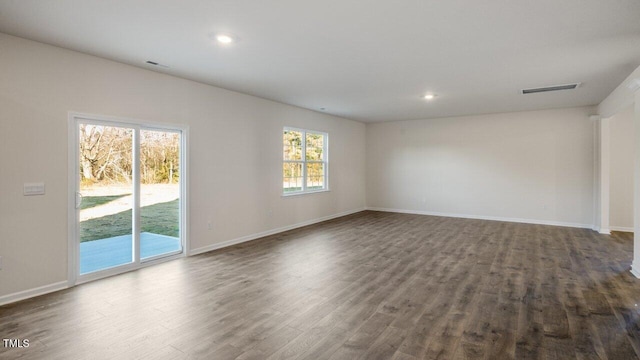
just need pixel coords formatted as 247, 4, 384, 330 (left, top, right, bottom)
423, 94, 436, 100
215, 34, 234, 44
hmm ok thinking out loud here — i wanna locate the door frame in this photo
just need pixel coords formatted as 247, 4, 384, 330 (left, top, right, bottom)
67, 112, 189, 286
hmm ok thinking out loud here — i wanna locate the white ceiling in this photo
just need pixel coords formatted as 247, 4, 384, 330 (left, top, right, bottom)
1, 0, 639, 122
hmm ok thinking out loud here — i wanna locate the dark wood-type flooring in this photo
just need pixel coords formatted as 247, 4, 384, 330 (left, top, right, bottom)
2, 211, 640, 359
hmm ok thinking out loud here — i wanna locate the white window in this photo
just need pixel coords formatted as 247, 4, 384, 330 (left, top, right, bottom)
283, 127, 328, 194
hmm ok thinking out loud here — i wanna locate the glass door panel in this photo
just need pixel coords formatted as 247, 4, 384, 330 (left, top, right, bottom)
78, 124, 134, 274
140, 130, 181, 260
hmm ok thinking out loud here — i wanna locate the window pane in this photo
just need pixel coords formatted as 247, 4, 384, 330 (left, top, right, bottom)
306, 163, 324, 190
283, 130, 303, 161
306, 133, 324, 161
283, 162, 303, 192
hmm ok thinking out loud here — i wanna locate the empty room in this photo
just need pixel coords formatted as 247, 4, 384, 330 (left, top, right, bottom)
2, 1, 640, 359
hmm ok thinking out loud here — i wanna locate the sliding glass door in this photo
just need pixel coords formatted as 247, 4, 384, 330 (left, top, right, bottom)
72, 115, 185, 280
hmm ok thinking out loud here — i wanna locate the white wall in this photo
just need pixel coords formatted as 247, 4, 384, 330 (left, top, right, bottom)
0, 34, 366, 299
366, 107, 595, 227
598, 65, 640, 118
609, 105, 635, 231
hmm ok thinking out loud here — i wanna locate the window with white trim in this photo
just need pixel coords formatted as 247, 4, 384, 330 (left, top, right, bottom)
283, 127, 328, 194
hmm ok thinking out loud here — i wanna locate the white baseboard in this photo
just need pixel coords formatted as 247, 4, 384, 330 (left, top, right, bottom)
366, 207, 594, 230
631, 262, 640, 279
0, 281, 69, 306
610, 226, 634, 233
189, 207, 366, 256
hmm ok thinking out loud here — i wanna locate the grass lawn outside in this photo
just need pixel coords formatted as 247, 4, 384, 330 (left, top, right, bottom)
80, 194, 130, 210
80, 199, 179, 242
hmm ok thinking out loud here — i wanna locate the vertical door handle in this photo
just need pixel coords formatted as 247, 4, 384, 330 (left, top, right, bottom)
75, 192, 83, 209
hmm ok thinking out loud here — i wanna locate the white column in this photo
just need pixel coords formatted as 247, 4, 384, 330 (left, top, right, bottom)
599, 117, 611, 235
631, 81, 640, 277
591, 115, 601, 231
591, 114, 611, 235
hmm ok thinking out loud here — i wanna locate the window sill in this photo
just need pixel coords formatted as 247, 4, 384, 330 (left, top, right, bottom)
282, 189, 330, 198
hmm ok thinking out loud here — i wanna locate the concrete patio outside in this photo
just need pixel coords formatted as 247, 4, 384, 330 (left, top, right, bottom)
80, 232, 181, 274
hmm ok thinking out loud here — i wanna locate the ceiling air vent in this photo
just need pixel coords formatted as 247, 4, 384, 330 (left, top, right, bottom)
521, 83, 580, 94
146, 60, 169, 68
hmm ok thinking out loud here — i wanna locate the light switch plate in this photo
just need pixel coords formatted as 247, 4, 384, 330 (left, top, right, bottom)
24, 182, 45, 196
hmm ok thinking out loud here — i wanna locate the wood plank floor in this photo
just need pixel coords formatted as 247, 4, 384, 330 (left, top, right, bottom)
2, 211, 640, 359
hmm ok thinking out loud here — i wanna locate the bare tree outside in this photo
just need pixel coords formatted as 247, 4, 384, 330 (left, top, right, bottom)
79, 124, 179, 186
79, 125, 133, 184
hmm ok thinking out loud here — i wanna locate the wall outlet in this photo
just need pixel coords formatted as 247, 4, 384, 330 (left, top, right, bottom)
207, 221, 212, 230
